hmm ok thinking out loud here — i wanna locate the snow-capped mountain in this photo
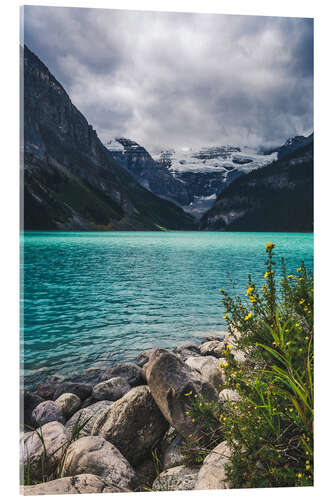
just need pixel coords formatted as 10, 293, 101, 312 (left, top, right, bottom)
104, 138, 278, 218
152, 146, 277, 217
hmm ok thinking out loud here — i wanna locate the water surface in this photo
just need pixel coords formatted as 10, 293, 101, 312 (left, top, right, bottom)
22, 231, 313, 387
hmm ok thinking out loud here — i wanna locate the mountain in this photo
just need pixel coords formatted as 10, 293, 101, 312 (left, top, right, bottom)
105, 137, 277, 219
276, 133, 313, 160
153, 146, 277, 217
23, 45, 195, 231
104, 138, 190, 205
200, 137, 313, 232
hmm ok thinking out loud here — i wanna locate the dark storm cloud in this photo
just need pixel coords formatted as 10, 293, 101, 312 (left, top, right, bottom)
23, 6, 313, 151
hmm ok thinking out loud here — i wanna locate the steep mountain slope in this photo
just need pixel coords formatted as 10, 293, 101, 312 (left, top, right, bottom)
23, 45, 195, 231
104, 138, 190, 205
200, 140, 313, 232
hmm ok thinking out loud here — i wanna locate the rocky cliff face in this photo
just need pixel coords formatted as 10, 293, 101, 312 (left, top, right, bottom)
23, 45, 195, 231
104, 138, 190, 205
200, 139, 313, 232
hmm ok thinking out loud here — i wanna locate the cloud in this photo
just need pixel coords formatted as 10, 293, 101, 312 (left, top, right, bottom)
23, 6, 313, 151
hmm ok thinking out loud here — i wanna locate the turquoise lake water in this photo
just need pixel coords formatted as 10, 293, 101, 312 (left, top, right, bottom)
22, 231, 313, 388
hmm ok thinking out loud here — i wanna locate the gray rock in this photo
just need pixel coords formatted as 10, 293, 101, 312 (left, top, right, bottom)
23, 391, 44, 427
199, 340, 225, 358
153, 465, 200, 491
32, 400, 65, 427
22, 421, 68, 482
161, 433, 185, 469
61, 436, 138, 490
185, 355, 225, 391
55, 393, 81, 420
23, 474, 129, 495
102, 362, 144, 386
135, 349, 156, 367
173, 342, 201, 362
219, 389, 241, 403
92, 385, 168, 466
195, 441, 232, 490
53, 382, 92, 401
134, 458, 157, 490
92, 377, 131, 401
65, 401, 113, 439
145, 349, 218, 438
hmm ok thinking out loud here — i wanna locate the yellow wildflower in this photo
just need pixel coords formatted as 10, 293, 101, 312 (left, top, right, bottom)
224, 312, 229, 319
245, 312, 252, 321
264, 272, 269, 278
246, 286, 254, 296
306, 465, 310, 470
249, 296, 256, 303
265, 242, 274, 250
297, 267, 302, 272
184, 390, 193, 397
299, 299, 305, 305
297, 473, 302, 479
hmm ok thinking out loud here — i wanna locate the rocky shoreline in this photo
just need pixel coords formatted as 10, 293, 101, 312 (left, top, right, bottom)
22, 332, 245, 495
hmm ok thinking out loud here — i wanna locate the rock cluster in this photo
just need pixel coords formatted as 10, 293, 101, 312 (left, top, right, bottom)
22, 332, 245, 494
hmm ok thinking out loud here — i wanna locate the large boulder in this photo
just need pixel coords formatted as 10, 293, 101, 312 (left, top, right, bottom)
65, 401, 113, 439
195, 441, 232, 490
102, 363, 145, 386
23, 474, 129, 495
145, 349, 218, 438
92, 377, 131, 401
152, 465, 200, 491
53, 382, 92, 401
55, 393, 81, 420
23, 391, 44, 427
92, 385, 168, 466
22, 421, 68, 482
31, 400, 65, 427
61, 436, 138, 490
185, 355, 225, 391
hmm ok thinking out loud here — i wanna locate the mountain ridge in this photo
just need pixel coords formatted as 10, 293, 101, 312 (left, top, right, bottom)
23, 45, 195, 231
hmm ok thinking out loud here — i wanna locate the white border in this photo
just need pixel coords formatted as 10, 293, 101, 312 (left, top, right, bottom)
1, 1, 332, 499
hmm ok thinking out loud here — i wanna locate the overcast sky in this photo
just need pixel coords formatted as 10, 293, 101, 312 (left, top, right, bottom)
23, 6, 313, 152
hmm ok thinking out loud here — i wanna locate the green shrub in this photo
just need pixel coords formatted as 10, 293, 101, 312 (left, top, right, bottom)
183, 243, 313, 488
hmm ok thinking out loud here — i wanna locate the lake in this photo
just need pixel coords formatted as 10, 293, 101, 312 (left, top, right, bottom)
21, 231, 313, 388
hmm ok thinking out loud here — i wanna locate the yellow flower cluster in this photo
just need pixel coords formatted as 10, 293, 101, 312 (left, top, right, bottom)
245, 313, 252, 321
265, 242, 275, 250
224, 312, 229, 319
246, 286, 254, 296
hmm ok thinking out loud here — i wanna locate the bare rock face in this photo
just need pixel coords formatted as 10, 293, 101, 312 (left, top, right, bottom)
152, 465, 200, 491
22, 421, 68, 482
195, 441, 232, 490
61, 436, 138, 490
31, 400, 65, 427
145, 349, 218, 438
185, 355, 225, 391
55, 393, 81, 420
92, 377, 131, 401
92, 385, 168, 466
23, 474, 129, 495
65, 401, 113, 439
